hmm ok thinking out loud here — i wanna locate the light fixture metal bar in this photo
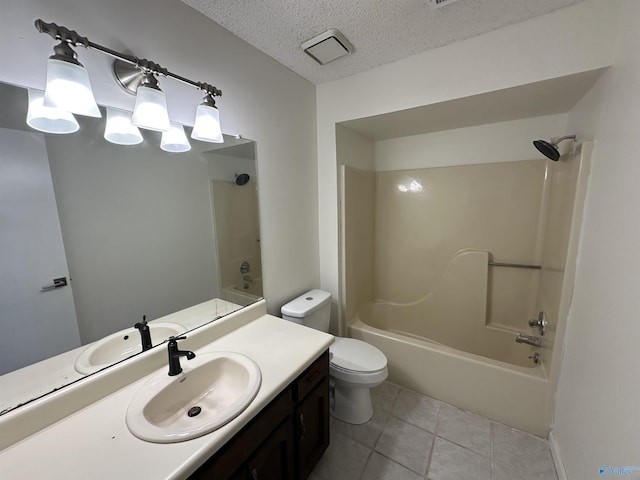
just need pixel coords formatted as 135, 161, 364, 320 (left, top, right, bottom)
34, 19, 221, 97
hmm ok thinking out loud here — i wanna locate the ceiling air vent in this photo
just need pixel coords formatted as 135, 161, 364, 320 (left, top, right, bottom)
302, 29, 353, 65
427, 0, 461, 10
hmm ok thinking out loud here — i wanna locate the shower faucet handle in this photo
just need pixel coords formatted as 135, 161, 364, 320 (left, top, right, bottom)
528, 311, 547, 336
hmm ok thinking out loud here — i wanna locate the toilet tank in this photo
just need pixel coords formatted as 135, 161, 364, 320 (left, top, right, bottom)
281, 289, 331, 333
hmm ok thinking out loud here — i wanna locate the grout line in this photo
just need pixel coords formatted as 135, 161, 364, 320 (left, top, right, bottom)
388, 410, 439, 436
356, 445, 375, 480
390, 404, 490, 460
374, 450, 429, 478
388, 383, 401, 411
371, 384, 432, 478
374, 415, 429, 476
371, 408, 391, 450
432, 434, 490, 460
490, 421, 495, 480
423, 401, 441, 479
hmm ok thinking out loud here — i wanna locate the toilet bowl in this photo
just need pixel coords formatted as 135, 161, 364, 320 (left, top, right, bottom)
329, 337, 387, 424
281, 289, 388, 424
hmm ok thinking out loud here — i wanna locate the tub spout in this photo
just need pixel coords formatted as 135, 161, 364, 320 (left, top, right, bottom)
515, 334, 542, 347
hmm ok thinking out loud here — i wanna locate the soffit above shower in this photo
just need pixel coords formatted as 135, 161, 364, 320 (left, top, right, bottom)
340, 68, 607, 141
206, 142, 256, 159
180, 0, 585, 84
200, 135, 253, 154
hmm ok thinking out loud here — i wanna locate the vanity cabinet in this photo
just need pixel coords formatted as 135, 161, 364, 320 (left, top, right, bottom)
294, 368, 330, 479
190, 350, 329, 480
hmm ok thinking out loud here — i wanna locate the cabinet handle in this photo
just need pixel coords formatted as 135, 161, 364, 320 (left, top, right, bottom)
251, 467, 258, 480
299, 412, 306, 440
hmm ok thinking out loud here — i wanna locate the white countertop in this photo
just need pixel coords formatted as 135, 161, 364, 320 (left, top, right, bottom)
0, 314, 333, 479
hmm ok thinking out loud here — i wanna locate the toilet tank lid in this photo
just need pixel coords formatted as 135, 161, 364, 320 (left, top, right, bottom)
281, 289, 331, 318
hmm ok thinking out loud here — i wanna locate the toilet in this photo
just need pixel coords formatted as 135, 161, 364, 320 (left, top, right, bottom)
281, 289, 388, 424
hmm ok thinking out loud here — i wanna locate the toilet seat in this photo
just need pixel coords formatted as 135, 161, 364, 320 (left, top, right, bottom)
331, 363, 387, 375
329, 337, 387, 373
330, 363, 388, 385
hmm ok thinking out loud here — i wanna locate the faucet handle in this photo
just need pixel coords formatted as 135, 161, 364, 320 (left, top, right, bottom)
167, 335, 187, 348
528, 311, 547, 336
167, 335, 195, 376
134, 315, 148, 330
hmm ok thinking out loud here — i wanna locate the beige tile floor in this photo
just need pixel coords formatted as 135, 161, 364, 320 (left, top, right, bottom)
310, 382, 558, 480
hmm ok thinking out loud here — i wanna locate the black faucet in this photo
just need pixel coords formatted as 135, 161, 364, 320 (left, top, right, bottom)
167, 336, 196, 376
134, 315, 153, 352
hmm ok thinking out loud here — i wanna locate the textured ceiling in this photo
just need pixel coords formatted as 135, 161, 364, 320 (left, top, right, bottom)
181, 0, 585, 85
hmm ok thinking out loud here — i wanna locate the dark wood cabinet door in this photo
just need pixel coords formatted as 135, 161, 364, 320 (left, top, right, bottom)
247, 418, 295, 480
296, 377, 330, 480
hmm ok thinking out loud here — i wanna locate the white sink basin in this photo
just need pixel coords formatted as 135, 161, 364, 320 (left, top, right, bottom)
74, 322, 185, 375
126, 351, 262, 443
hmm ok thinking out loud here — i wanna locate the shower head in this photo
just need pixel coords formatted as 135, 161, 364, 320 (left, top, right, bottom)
235, 173, 250, 186
533, 135, 577, 161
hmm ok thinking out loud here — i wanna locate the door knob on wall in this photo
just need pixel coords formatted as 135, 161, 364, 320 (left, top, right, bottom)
40, 276, 68, 292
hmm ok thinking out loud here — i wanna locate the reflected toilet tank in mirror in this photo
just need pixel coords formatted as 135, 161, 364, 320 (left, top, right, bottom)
0, 81, 263, 414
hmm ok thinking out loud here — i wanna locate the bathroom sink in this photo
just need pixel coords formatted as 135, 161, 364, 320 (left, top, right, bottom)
74, 322, 185, 374
125, 351, 262, 443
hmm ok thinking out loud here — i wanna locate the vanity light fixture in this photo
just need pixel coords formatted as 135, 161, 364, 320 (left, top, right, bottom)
161, 122, 192, 153
34, 19, 224, 145
191, 93, 223, 143
42, 38, 101, 117
131, 73, 170, 132
104, 107, 143, 145
26, 88, 80, 134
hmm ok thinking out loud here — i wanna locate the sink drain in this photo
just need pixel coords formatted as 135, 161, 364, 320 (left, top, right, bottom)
187, 406, 202, 417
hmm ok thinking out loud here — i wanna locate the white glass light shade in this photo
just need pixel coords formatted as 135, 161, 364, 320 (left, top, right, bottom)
191, 104, 223, 143
104, 107, 143, 145
131, 86, 170, 132
161, 122, 191, 153
26, 88, 79, 134
43, 59, 101, 118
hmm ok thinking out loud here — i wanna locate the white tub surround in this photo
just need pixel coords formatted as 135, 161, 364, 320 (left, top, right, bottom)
340, 141, 593, 438
0, 301, 333, 479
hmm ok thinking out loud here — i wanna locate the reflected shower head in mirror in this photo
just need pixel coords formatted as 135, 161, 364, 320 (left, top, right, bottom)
533, 135, 577, 161
235, 173, 250, 186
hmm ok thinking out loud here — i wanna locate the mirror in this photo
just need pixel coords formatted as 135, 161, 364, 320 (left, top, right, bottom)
0, 81, 262, 414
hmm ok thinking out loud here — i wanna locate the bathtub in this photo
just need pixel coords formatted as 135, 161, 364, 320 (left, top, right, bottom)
221, 278, 263, 307
349, 303, 550, 436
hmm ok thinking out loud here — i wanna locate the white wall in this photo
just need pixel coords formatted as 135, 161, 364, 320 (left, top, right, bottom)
374, 114, 569, 171
0, 0, 319, 315
317, 0, 619, 325
553, 1, 640, 478
336, 125, 375, 171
